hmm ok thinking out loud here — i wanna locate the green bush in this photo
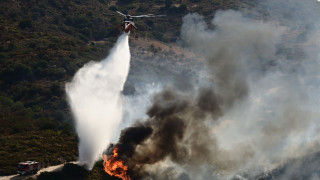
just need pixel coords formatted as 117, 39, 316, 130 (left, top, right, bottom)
109, 5, 118, 11
1, 63, 33, 82
49, 67, 67, 80
117, 0, 134, 5
77, 33, 89, 42
28, 42, 37, 48
165, 0, 172, 8
79, 27, 92, 39
12, 124, 25, 133
124, 4, 136, 10
53, 110, 65, 121
137, 6, 147, 12
0, 96, 14, 106
73, 16, 90, 29
40, 119, 57, 130
167, 4, 187, 14
64, 15, 74, 26
62, 163, 89, 179
8, 42, 17, 51
179, 4, 187, 12
18, 19, 33, 29
146, 19, 154, 27
0, 45, 4, 52
38, 171, 67, 180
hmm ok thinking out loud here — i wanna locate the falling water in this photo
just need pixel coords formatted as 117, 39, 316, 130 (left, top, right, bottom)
65, 34, 130, 169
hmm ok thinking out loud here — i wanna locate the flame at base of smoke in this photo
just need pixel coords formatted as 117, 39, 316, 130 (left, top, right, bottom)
103, 147, 132, 180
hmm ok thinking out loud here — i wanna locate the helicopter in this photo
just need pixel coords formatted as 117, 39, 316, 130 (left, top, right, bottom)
115, 11, 166, 35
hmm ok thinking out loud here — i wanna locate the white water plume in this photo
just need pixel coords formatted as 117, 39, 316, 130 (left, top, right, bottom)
65, 34, 130, 169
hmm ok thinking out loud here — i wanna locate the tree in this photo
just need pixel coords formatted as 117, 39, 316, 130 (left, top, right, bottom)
18, 19, 32, 29
165, 0, 172, 8
179, 4, 187, 13
109, 5, 117, 11
117, 0, 134, 5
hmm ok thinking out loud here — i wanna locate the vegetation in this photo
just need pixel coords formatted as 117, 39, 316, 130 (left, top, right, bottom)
38, 162, 120, 180
0, 0, 255, 176
0, 130, 77, 175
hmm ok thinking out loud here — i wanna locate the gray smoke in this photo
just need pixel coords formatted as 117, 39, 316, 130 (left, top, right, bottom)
178, 9, 320, 179
181, 11, 282, 111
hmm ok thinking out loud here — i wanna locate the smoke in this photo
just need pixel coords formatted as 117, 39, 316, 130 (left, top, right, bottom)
180, 9, 320, 178
105, 6, 320, 179
65, 34, 130, 169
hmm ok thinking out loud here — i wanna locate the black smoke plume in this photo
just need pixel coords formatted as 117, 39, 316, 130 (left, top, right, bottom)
107, 82, 252, 179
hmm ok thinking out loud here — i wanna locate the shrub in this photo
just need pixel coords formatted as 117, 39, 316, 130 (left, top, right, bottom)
73, 16, 90, 29
137, 6, 147, 12
156, 0, 164, 4
117, 0, 134, 5
153, 32, 164, 41
64, 15, 74, 26
146, 19, 154, 27
29, 42, 37, 48
51, 67, 66, 80
40, 119, 57, 130
18, 19, 33, 29
168, 4, 187, 14
109, 5, 118, 11
179, 4, 187, 12
0, 96, 14, 106
125, 4, 136, 10
50, 82, 62, 95
31, 11, 41, 20
165, 0, 172, 8
77, 33, 89, 43
121, 9, 128, 15
107, 28, 120, 37
62, 163, 89, 179
8, 43, 17, 51
79, 27, 92, 39
38, 172, 67, 180
1, 63, 33, 82
53, 110, 65, 121
12, 124, 24, 133
63, 39, 76, 46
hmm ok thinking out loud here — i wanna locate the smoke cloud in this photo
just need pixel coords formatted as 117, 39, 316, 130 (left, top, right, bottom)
107, 6, 320, 179
66, 34, 130, 169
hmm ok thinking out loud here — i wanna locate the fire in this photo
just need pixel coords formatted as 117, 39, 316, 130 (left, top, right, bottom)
103, 146, 131, 180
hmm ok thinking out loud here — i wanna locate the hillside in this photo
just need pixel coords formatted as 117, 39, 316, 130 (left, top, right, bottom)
0, 0, 255, 176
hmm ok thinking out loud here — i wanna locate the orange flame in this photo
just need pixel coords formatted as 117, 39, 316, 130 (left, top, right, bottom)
103, 146, 131, 180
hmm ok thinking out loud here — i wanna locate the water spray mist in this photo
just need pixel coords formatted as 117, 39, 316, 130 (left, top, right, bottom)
66, 34, 130, 169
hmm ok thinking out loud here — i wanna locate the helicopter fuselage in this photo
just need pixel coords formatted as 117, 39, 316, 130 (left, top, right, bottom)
121, 20, 137, 33
115, 11, 164, 34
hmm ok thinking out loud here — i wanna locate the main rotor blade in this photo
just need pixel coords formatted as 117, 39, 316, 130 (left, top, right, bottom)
131, 14, 166, 18
116, 11, 127, 17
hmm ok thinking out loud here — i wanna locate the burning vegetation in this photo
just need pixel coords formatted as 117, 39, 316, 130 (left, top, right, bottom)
103, 146, 131, 180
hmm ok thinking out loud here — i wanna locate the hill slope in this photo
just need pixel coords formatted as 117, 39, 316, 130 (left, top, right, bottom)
0, 0, 254, 175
